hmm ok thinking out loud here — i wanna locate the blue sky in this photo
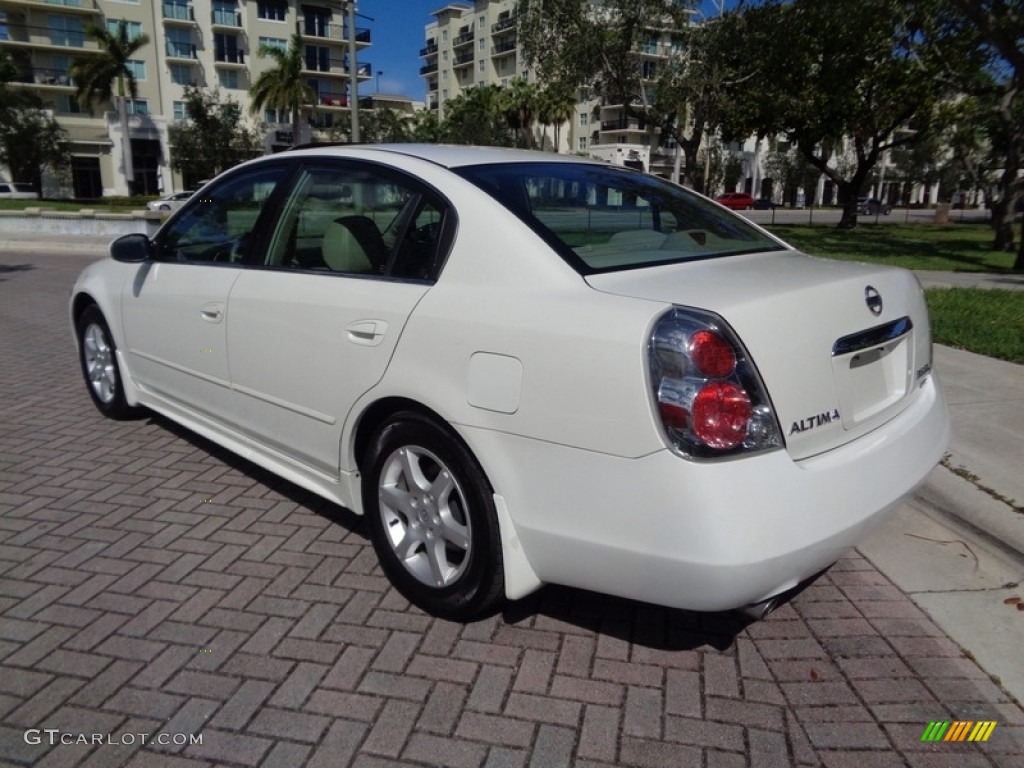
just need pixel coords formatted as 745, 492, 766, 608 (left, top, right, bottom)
358, 1, 732, 102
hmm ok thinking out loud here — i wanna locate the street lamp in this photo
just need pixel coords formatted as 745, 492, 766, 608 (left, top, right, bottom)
376, 70, 383, 94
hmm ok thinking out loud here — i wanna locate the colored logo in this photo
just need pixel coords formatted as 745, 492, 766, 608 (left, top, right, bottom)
920, 721, 997, 742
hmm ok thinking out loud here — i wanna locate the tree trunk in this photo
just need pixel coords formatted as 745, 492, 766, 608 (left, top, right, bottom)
1014, 218, 1024, 272
990, 197, 1016, 252
118, 93, 134, 196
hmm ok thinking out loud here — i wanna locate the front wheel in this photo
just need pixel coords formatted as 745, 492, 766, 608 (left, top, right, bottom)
76, 305, 139, 420
362, 413, 504, 620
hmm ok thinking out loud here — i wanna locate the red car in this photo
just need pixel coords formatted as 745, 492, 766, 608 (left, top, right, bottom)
714, 192, 755, 210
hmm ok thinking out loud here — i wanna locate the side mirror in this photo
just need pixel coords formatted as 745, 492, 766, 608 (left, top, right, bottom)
110, 233, 152, 263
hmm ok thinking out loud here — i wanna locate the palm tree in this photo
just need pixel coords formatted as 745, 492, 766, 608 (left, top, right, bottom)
500, 78, 540, 149
71, 21, 150, 195
543, 84, 576, 154
249, 34, 315, 147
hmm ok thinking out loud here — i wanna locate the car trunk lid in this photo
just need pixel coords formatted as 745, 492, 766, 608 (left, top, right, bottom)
586, 250, 933, 460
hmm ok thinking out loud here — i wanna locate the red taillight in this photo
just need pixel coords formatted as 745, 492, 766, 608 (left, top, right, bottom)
649, 307, 782, 459
688, 330, 736, 378
692, 381, 752, 449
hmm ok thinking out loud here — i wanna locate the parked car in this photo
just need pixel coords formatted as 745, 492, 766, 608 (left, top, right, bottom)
147, 190, 196, 212
857, 197, 892, 215
70, 145, 949, 620
0, 182, 36, 199
714, 191, 756, 210
752, 197, 776, 210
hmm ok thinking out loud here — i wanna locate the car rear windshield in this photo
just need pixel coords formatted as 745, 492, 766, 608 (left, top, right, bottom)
455, 162, 785, 274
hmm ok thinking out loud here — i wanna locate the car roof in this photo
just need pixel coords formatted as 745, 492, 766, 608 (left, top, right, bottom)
282, 143, 605, 170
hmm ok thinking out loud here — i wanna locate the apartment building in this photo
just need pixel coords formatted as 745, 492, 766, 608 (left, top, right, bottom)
0, 0, 371, 197
421, 2, 520, 114
420, 0, 693, 169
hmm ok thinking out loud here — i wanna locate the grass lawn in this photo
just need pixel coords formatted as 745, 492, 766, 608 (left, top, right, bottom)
924, 287, 1024, 364
766, 222, 1018, 273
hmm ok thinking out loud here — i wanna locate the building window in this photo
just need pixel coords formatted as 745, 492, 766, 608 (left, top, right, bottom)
478, 38, 485, 50
125, 60, 146, 81
105, 19, 143, 40
304, 45, 330, 72
441, 30, 448, 43
173, 100, 188, 121
169, 64, 193, 85
126, 99, 148, 115
479, 15, 485, 29
212, 0, 238, 26
164, 0, 192, 22
478, 60, 484, 72
218, 69, 239, 89
264, 108, 286, 124
578, 137, 588, 151
580, 112, 588, 125
166, 27, 194, 58
257, 0, 286, 21
258, 36, 287, 52
442, 50, 448, 61
48, 14, 84, 47
55, 94, 83, 114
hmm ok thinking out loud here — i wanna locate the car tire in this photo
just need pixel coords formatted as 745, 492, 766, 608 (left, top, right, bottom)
363, 412, 505, 620
76, 305, 138, 420
159, 204, 170, 211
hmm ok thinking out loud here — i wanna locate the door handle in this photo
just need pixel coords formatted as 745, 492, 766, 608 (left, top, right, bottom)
346, 320, 388, 346
200, 302, 224, 323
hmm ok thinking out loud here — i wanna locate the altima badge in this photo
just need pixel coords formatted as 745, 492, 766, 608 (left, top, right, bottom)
865, 286, 883, 316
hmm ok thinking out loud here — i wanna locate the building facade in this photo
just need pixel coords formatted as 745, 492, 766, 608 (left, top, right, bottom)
0, 0, 371, 197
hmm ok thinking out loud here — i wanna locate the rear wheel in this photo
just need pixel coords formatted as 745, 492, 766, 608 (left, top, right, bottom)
76, 305, 138, 419
363, 413, 504, 620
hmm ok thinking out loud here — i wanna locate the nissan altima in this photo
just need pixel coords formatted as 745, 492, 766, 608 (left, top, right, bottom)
70, 145, 949, 620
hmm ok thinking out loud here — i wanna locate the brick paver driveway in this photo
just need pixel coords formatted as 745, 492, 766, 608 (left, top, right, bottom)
1, 249, 1021, 767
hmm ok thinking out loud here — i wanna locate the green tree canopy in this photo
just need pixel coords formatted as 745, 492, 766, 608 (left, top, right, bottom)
168, 86, 262, 182
0, 51, 69, 194
911, 0, 1024, 267
718, 0, 951, 227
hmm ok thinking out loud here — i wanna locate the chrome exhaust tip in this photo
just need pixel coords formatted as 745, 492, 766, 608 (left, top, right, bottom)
735, 596, 781, 622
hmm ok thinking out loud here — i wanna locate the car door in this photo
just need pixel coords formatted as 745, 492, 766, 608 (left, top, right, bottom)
120, 163, 289, 425
225, 161, 450, 477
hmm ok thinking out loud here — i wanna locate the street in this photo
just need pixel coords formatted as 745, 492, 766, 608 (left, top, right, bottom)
1, 246, 1021, 767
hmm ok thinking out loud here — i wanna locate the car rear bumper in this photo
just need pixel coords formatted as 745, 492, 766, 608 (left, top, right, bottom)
462, 374, 948, 612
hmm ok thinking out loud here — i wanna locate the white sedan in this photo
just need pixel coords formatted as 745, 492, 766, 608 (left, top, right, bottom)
146, 190, 196, 212
70, 145, 949, 620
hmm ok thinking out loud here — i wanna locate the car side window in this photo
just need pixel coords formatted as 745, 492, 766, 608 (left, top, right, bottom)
264, 164, 448, 281
156, 166, 286, 264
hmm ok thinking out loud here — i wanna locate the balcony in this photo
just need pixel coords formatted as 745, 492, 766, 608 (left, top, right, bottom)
419, 42, 437, 57
452, 51, 473, 68
491, 16, 515, 34
419, 61, 437, 75
214, 48, 245, 65
0, 23, 97, 51
300, 19, 371, 46
492, 38, 516, 56
0, 0, 99, 14
166, 40, 197, 59
600, 118, 646, 132
427, 79, 437, 92
211, 9, 241, 28
162, 1, 195, 23
7, 66, 74, 86
452, 31, 473, 48
317, 92, 348, 108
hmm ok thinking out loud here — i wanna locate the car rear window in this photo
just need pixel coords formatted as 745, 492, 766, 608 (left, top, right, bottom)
455, 162, 784, 274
